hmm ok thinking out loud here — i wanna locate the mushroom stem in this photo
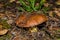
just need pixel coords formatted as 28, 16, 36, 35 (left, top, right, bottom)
29, 27, 38, 32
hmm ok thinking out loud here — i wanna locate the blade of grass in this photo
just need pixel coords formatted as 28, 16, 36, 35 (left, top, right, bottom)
39, 0, 46, 9
42, 7, 50, 13
28, 0, 36, 11
35, 0, 46, 10
19, 0, 32, 12
17, 7, 25, 12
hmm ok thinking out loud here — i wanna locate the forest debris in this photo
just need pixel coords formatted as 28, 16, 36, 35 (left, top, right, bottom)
16, 1, 20, 3
7, 20, 14, 24
13, 36, 20, 40
10, 0, 15, 2
53, 7, 60, 17
0, 19, 11, 29
0, 13, 5, 18
0, 34, 12, 40
54, 11, 60, 17
13, 36, 27, 40
53, 27, 60, 31
56, 0, 60, 5
0, 20, 9, 35
0, 3, 4, 8
0, 29, 8, 35
16, 13, 48, 27
0, 24, 2, 29
1, 19, 11, 29
49, 11, 53, 17
44, 3, 49, 7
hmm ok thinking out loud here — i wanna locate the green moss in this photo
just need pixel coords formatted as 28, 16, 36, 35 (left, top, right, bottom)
0, 19, 11, 29
0, 34, 12, 40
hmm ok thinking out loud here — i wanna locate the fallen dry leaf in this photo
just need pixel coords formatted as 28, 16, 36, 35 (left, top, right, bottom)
54, 11, 60, 17
10, 0, 15, 2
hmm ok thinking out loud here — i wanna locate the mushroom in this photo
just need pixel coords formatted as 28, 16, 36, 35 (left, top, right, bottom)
0, 24, 8, 35
0, 29, 8, 35
16, 13, 48, 27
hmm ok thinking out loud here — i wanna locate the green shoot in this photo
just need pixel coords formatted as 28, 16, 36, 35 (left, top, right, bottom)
28, 0, 36, 11
18, 0, 46, 12
19, 0, 32, 12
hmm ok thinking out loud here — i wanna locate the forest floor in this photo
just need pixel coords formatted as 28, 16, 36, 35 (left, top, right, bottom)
0, 0, 60, 40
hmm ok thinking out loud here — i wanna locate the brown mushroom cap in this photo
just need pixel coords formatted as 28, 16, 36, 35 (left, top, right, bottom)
0, 29, 8, 35
16, 14, 48, 27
